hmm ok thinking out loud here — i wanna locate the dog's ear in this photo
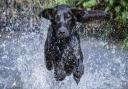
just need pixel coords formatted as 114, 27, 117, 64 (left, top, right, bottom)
39, 8, 54, 20
71, 9, 85, 22
72, 9, 110, 23
82, 10, 110, 22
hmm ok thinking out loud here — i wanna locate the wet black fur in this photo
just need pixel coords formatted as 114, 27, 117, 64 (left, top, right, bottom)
39, 4, 110, 84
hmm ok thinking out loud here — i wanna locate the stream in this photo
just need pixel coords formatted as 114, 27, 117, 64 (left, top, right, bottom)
0, 18, 128, 89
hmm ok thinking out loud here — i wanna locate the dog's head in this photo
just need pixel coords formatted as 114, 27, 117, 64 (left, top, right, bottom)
39, 5, 110, 39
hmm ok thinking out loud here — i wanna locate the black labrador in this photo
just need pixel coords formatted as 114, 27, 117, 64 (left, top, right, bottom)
39, 5, 109, 84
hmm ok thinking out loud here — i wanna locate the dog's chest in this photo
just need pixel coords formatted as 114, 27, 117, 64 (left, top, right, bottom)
56, 42, 75, 61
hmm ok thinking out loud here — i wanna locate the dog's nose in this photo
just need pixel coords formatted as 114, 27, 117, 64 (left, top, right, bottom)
59, 31, 65, 35
59, 27, 67, 35
57, 26, 69, 38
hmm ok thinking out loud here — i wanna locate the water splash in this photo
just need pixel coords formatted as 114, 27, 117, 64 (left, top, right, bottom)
0, 18, 128, 89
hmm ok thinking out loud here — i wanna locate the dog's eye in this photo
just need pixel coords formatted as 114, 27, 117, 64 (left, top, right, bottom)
65, 14, 71, 19
54, 15, 60, 21
55, 15, 58, 19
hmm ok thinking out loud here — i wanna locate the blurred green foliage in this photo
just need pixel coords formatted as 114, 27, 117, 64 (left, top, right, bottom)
122, 38, 128, 50
83, 0, 96, 10
105, 0, 128, 24
79, 0, 128, 24
0, 0, 127, 23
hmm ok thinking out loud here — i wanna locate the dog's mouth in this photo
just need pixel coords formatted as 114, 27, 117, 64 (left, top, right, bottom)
57, 35, 69, 39
57, 33, 70, 39
57, 37, 70, 44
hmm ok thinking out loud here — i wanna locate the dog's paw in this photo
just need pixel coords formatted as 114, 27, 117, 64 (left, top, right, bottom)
73, 64, 84, 84
64, 63, 74, 76
54, 71, 66, 81
54, 62, 66, 81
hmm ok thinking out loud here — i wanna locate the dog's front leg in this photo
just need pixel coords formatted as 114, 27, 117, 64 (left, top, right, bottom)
54, 58, 66, 81
44, 27, 56, 70
70, 35, 84, 84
